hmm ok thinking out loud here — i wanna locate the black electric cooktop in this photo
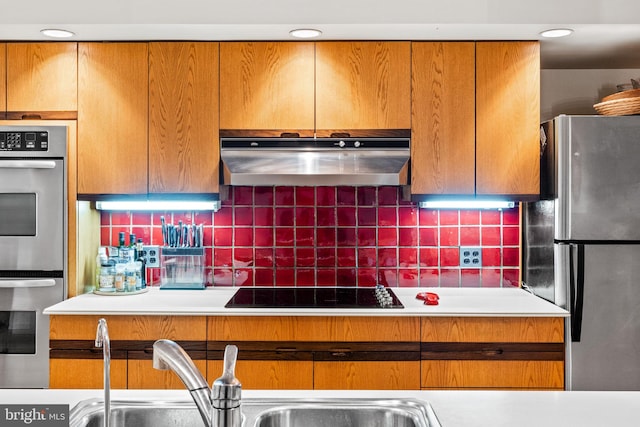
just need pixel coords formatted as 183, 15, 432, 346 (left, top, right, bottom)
225, 287, 404, 309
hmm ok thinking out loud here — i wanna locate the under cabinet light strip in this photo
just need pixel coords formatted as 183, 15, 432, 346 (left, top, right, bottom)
418, 200, 515, 210
95, 200, 221, 211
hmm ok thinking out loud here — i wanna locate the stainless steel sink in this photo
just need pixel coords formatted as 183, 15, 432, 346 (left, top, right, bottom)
70, 398, 441, 427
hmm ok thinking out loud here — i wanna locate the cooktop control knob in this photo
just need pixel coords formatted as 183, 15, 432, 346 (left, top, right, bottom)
354, 140, 361, 148
338, 140, 346, 148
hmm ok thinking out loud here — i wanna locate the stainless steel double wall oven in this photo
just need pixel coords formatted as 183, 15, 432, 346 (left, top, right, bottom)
0, 125, 67, 388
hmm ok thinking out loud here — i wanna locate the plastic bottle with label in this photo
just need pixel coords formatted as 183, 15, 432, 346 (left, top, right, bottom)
114, 263, 126, 292
95, 247, 108, 291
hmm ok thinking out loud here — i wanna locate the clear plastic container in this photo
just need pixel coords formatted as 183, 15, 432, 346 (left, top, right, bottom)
125, 263, 137, 292
114, 263, 126, 292
99, 262, 115, 292
160, 247, 205, 289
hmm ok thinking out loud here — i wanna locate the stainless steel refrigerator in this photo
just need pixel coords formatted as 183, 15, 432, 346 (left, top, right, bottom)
523, 114, 640, 391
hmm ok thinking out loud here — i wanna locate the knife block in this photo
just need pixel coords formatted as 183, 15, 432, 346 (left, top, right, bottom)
159, 247, 205, 290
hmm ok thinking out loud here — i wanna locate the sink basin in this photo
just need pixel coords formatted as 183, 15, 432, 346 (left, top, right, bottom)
70, 398, 441, 427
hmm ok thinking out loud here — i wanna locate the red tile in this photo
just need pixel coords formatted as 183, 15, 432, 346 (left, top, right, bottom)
100, 211, 111, 226
358, 268, 378, 287
440, 268, 460, 287
398, 269, 419, 287
275, 269, 295, 286
275, 248, 295, 267
378, 248, 398, 267
296, 248, 316, 267
460, 210, 480, 225
254, 207, 274, 227
460, 227, 480, 246
253, 228, 273, 247
399, 207, 418, 226
503, 269, 520, 287
482, 227, 501, 246
358, 247, 377, 267
357, 187, 377, 206
275, 228, 294, 246
275, 186, 295, 205
112, 228, 130, 246
234, 227, 253, 246
214, 248, 233, 267
503, 247, 520, 267
254, 187, 274, 205
100, 227, 111, 246
419, 268, 439, 287
275, 207, 294, 226
213, 227, 233, 246
503, 208, 520, 225
202, 226, 213, 246
254, 269, 274, 286
234, 207, 254, 226
212, 268, 234, 286
481, 210, 501, 225
337, 186, 356, 205
337, 207, 357, 226
482, 248, 501, 266
419, 209, 438, 226
379, 268, 397, 287
316, 248, 336, 267
440, 210, 459, 225
337, 247, 356, 267
151, 226, 163, 246
132, 212, 151, 225
131, 227, 151, 244
439, 227, 459, 246
420, 248, 439, 267
317, 269, 337, 286
205, 247, 213, 267
316, 187, 336, 206
173, 212, 193, 225
234, 268, 253, 286
296, 269, 316, 286
234, 186, 253, 205
193, 211, 213, 226
316, 207, 336, 227
214, 208, 232, 226
111, 212, 131, 226
503, 226, 520, 246
149, 268, 162, 286
255, 248, 274, 267
337, 228, 356, 246
481, 268, 502, 287
296, 187, 315, 206
378, 207, 397, 226
440, 248, 460, 267
357, 228, 376, 246
358, 207, 376, 226
378, 228, 398, 246
296, 228, 315, 246
461, 269, 481, 287
316, 228, 336, 247
295, 207, 315, 227
336, 268, 357, 286
378, 186, 398, 205
233, 248, 254, 266
399, 247, 418, 267
398, 228, 418, 247
419, 228, 438, 246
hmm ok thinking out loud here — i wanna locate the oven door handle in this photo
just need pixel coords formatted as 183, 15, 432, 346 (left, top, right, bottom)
0, 279, 56, 288
0, 160, 57, 169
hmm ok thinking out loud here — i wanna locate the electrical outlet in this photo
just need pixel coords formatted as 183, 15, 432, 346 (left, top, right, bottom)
141, 245, 160, 268
460, 246, 482, 268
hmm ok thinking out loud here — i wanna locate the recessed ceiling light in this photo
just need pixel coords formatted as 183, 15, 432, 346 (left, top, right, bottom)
289, 29, 322, 39
540, 28, 573, 38
40, 28, 75, 38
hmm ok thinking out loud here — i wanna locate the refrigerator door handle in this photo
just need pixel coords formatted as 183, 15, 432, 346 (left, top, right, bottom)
570, 244, 585, 342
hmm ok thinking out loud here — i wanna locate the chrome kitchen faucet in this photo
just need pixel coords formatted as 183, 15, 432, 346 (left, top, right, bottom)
94, 318, 111, 427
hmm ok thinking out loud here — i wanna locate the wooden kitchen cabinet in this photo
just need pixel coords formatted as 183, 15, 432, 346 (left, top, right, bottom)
0, 44, 6, 115
316, 41, 411, 133
6, 43, 77, 118
50, 358, 127, 389
149, 42, 220, 194
77, 42, 149, 195
220, 42, 315, 134
207, 360, 314, 390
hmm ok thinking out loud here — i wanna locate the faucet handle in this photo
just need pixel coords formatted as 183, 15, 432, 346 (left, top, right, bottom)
212, 344, 241, 409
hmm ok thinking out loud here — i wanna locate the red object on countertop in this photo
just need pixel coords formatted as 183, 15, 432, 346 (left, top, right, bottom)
416, 291, 440, 305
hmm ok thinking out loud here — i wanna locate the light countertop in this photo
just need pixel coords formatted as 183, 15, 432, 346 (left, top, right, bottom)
44, 287, 568, 317
0, 389, 635, 427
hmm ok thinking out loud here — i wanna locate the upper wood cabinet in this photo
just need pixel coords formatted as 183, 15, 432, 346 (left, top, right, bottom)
78, 42, 149, 195
6, 43, 77, 117
149, 42, 220, 194
476, 41, 540, 196
0, 44, 6, 114
316, 41, 411, 132
220, 42, 314, 132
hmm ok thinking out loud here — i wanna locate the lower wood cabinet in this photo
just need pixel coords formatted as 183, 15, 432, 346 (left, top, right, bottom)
314, 361, 420, 390
208, 360, 313, 390
50, 358, 127, 389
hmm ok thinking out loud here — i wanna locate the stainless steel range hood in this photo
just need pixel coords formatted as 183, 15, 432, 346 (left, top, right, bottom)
220, 137, 410, 186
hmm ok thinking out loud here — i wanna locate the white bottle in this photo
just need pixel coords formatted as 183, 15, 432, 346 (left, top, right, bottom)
95, 247, 108, 290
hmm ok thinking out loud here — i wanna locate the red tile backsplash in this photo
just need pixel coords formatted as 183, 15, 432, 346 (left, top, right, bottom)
100, 186, 521, 288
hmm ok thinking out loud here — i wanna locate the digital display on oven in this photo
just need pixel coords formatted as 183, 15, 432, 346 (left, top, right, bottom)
0, 194, 37, 236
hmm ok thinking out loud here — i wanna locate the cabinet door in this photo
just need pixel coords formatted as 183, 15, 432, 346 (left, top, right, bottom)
78, 42, 148, 195
6, 43, 77, 116
476, 42, 540, 196
314, 361, 420, 390
411, 42, 475, 195
50, 359, 127, 389
129, 358, 208, 389
208, 360, 313, 390
0, 43, 6, 114
149, 42, 219, 194
220, 42, 315, 133
316, 41, 411, 132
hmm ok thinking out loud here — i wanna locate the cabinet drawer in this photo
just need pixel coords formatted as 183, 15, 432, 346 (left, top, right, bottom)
129, 359, 207, 390
314, 361, 420, 390
207, 360, 313, 390
421, 317, 564, 343
49, 359, 127, 389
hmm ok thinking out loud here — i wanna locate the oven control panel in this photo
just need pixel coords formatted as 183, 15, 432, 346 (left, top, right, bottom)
0, 131, 49, 151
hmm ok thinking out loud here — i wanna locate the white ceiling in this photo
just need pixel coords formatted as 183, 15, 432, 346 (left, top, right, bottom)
1, 0, 640, 69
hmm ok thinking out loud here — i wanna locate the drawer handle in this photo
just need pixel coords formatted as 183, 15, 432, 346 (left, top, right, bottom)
275, 347, 298, 353
482, 348, 504, 356
21, 114, 42, 120
329, 348, 352, 357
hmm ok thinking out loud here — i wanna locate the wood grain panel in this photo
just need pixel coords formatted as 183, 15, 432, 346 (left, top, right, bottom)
314, 361, 420, 390
316, 41, 411, 130
421, 317, 564, 343
77, 42, 148, 195
411, 42, 475, 195
128, 359, 207, 389
50, 359, 127, 389
208, 316, 419, 342
50, 315, 207, 341
476, 41, 540, 196
220, 42, 314, 130
149, 42, 219, 194
207, 360, 313, 390
421, 360, 564, 389
7, 43, 77, 112
0, 44, 6, 112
